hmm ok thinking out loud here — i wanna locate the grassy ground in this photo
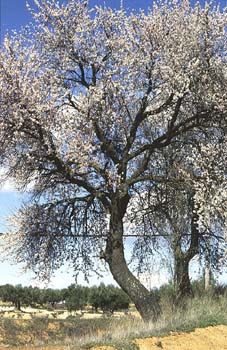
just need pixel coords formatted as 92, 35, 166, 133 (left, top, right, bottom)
0, 294, 227, 349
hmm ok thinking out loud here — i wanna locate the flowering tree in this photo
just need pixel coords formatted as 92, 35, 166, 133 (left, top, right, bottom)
128, 139, 227, 306
0, 0, 227, 321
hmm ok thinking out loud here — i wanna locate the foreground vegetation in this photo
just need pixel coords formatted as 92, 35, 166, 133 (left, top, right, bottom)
0, 281, 227, 349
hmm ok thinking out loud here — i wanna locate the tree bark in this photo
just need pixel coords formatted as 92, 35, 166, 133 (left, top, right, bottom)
15, 300, 21, 311
204, 236, 212, 291
104, 194, 161, 322
204, 256, 212, 291
173, 196, 199, 306
174, 254, 193, 306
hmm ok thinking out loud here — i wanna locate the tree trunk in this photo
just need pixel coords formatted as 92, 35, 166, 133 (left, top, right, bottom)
104, 195, 161, 322
15, 300, 21, 311
174, 254, 193, 306
204, 256, 212, 291
204, 236, 212, 291
173, 198, 199, 307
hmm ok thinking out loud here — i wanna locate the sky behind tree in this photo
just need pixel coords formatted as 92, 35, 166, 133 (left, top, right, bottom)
2, 0, 227, 42
0, 0, 155, 43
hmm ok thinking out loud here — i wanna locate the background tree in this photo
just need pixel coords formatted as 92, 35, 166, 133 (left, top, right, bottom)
89, 283, 130, 314
31, 286, 43, 307
0, 0, 227, 321
0, 284, 26, 311
65, 284, 89, 313
128, 140, 227, 305
0, 285, 15, 307
42, 288, 63, 308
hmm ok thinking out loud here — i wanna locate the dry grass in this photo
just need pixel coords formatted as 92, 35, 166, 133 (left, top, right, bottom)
72, 295, 227, 348
0, 295, 227, 349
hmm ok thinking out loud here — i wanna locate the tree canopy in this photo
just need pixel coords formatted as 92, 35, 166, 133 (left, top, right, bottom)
0, 0, 226, 321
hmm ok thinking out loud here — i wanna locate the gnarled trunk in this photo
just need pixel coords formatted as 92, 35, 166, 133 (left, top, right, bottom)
104, 195, 161, 322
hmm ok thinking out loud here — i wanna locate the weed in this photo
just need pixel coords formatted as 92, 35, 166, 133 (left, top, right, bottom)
155, 340, 163, 348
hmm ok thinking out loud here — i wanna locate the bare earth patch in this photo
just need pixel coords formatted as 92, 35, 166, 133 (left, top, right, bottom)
135, 325, 227, 350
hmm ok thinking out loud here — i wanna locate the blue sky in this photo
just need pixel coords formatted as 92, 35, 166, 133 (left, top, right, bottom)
0, 0, 156, 42
0, 0, 226, 288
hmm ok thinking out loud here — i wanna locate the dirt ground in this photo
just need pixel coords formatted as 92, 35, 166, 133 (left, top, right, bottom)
0, 325, 226, 350
134, 325, 227, 350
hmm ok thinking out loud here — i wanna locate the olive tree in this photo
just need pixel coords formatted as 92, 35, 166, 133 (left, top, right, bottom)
89, 283, 130, 314
0, 0, 227, 321
65, 284, 89, 312
0, 284, 26, 311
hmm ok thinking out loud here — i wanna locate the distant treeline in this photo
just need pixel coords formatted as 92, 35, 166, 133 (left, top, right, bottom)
0, 283, 130, 313
1, 278, 226, 314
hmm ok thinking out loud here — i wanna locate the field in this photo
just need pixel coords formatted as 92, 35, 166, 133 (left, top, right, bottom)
0, 295, 227, 349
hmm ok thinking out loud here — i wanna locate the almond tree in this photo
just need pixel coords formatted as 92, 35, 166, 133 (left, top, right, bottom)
128, 139, 227, 306
0, 0, 227, 321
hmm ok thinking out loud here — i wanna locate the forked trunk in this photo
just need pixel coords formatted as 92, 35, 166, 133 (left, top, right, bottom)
104, 197, 161, 322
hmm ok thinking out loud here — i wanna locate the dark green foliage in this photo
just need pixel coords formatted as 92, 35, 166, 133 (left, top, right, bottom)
65, 284, 89, 312
0, 283, 130, 313
0, 284, 26, 310
41, 288, 63, 308
0, 284, 63, 309
89, 283, 130, 314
